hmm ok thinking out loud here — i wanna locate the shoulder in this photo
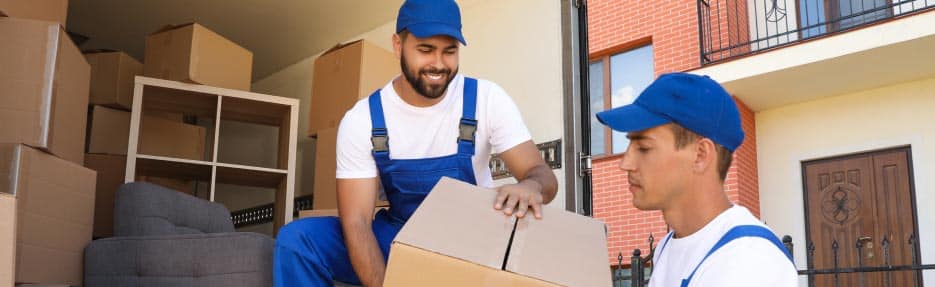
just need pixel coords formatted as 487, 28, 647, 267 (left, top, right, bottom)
338, 97, 374, 136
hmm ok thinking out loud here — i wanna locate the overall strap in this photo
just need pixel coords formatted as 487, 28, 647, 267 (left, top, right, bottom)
368, 90, 390, 161
680, 225, 793, 287
457, 77, 478, 156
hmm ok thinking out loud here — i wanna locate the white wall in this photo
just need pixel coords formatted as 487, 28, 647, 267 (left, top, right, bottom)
756, 77, 935, 284
252, 0, 568, 209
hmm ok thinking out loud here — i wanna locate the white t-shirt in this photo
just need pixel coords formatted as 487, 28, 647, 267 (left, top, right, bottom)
649, 206, 798, 287
335, 74, 532, 189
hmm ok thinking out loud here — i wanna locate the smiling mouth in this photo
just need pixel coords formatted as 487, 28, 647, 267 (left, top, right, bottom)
423, 72, 446, 81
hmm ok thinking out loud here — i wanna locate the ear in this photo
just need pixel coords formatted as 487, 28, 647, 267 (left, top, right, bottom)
392, 33, 402, 59
693, 138, 717, 175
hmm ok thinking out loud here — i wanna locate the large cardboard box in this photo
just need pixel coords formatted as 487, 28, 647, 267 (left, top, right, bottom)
384, 178, 612, 287
144, 22, 253, 91
87, 105, 206, 159
84, 51, 143, 109
0, 193, 14, 287
0, 18, 91, 165
84, 154, 194, 238
308, 39, 397, 136
0, 0, 68, 26
0, 144, 95, 286
312, 127, 338, 209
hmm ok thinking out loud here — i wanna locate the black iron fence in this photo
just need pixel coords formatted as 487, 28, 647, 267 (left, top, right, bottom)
697, 0, 935, 65
230, 195, 313, 228
613, 233, 935, 286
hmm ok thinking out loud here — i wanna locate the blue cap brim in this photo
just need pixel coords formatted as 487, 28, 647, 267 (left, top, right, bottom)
406, 22, 467, 45
596, 104, 671, 133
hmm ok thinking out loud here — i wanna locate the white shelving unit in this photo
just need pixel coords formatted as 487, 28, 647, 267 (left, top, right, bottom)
125, 76, 299, 232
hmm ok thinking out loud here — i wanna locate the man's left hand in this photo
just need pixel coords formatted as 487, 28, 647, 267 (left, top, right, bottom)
494, 180, 544, 219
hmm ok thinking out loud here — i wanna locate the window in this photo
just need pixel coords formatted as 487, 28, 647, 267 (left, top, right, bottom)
588, 44, 654, 156
799, 0, 890, 38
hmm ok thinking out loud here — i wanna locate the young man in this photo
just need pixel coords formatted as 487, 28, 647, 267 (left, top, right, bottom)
596, 73, 797, 286
273, 1, 557, 286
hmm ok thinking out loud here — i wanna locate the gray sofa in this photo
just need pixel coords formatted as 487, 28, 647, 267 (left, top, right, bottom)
84, 182, 274, 287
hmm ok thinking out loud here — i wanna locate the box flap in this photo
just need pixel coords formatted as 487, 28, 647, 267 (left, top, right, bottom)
148, 22, 196, 35
81, 48, 118, 54
393, 177, 515, 270
320, 39, 364, 57
508, 207, 612, 287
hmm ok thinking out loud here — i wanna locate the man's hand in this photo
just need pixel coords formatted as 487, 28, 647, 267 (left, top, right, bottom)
494, 180, 545, 219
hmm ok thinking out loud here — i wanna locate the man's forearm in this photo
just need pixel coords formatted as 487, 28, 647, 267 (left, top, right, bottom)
342, 219, 386, 286
521, 164, 558, 204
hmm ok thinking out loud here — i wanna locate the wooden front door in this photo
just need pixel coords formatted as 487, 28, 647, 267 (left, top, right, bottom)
803, 147, 921, 287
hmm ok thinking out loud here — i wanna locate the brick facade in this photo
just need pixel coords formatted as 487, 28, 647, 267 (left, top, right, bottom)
587, 0, 759, 265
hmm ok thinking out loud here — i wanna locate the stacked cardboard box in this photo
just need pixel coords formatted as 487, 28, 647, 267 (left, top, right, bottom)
0, 144, 96, 287
0, 193, 14, 287
85, 51, 142, 110
0, 0, 68, 26
86, 105, 206, 160
308, 39, 398, 136
310, 40, 396, 211
0, 17, 90, 165
144, 22, 253, 91
1, 6, 95, 284
384, 178, 613, 287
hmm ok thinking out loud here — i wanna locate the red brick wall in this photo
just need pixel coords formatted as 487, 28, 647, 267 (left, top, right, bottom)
587, 0, 700, 74
588, 0, 760, 265
733, 98, 759, 217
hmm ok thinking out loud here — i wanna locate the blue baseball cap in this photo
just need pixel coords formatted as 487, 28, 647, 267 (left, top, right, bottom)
596, 73, 744, 152
396, 0, 467, 45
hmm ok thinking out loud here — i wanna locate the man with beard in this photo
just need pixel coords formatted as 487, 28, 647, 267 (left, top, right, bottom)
273, 0, 557, 286
596, 73, 797, 286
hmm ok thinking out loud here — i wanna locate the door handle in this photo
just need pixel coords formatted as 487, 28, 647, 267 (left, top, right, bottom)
859, 236, 874, 259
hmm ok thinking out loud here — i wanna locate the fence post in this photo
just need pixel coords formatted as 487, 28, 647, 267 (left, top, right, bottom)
631, 249, 642, 287
782, 235, 793, 260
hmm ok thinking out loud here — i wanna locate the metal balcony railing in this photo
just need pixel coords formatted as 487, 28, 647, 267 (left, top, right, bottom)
698, 0, 935, 65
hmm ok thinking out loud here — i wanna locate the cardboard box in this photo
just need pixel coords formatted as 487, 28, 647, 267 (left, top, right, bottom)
0, 18, 91, 165
0, 193, 14, 287
86, 105, 130, 155
84, 51, 142, 109
87, 105, 206, 159
84, 154, 194, 238
144, 22, 253, 91
308, 39, 397, 136
312, 127, 338, 209
139, 114, 207, 160
0, 0, 68, 26
384, 177, 612, 287
0, 144, 95, 286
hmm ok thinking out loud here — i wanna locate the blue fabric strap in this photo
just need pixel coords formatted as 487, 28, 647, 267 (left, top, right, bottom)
457, 77, 478, 156
368, 90, 389, 160
679, 225, 793, 287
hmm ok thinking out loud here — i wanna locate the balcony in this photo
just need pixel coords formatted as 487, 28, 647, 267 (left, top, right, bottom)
693, 0, 935, 111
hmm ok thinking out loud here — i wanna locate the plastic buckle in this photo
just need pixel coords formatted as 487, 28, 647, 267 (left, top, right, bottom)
458, 118, 477, 143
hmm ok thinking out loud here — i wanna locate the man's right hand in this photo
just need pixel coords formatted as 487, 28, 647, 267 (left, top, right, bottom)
337, 178, 385, 286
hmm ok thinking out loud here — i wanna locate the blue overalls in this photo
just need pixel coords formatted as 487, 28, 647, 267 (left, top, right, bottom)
273, 78, 480, 287
654, 225, 794, 287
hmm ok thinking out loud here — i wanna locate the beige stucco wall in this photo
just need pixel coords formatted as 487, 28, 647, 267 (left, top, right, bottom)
756, 77, 935, 284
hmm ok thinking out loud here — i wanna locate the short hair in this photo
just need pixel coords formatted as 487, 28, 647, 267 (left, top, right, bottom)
397, 29, 410, 42
669, 124, 733, 181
